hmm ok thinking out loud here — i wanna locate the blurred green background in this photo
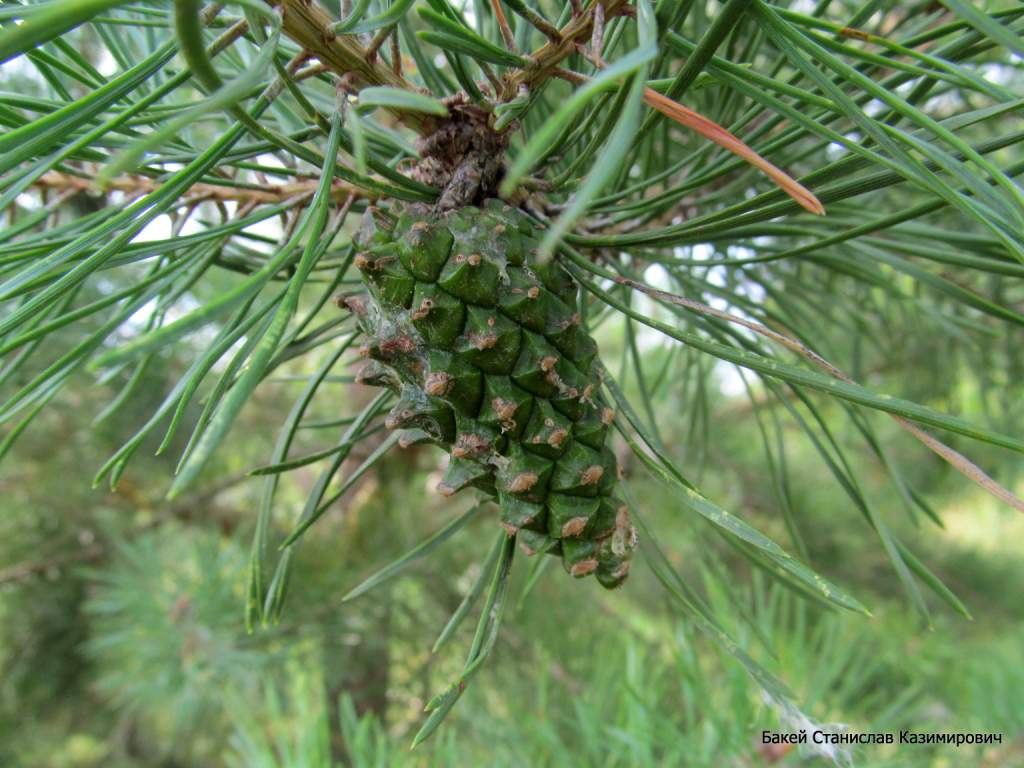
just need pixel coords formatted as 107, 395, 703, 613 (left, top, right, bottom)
2, 289, 1023, 768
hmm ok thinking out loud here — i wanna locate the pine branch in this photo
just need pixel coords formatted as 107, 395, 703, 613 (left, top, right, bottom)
0, 471, 252, 585
33, 170, 373, 205
275, 0, 636, 126
3, 3, 1024, 744
278, 0, 435, 134
0, 544, 104, 585
605, 269, 1024, 513
503, 0, 632, 98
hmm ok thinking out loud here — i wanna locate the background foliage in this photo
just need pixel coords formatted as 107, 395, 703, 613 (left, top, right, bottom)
1, 0, 1023, 764
4, 347, 1024, 766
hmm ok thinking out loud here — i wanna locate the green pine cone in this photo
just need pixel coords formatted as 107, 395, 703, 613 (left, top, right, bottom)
346, 199, 637, 588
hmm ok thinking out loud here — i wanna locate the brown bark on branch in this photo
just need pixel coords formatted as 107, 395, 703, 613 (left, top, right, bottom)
276, 0, 633, 125
33, 171, 373, 205
278, 0, 435, 134
503, 0, 631, 98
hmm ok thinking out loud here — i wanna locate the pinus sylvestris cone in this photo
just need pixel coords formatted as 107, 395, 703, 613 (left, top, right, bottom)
344, 199, 637, 588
